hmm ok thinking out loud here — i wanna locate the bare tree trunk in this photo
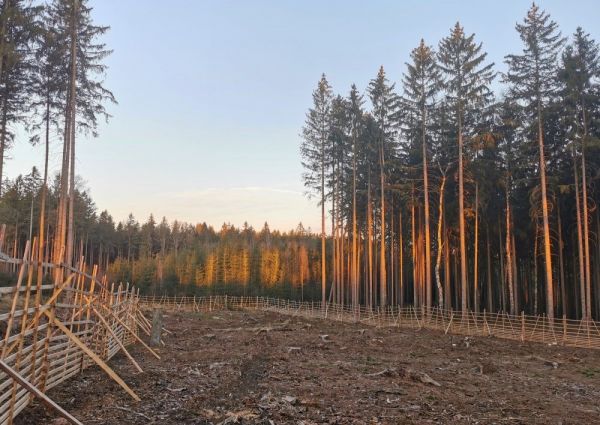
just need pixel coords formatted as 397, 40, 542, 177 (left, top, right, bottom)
352, 143, 358, 309
390, 208, 395, 305
320, 131, 326, 311
435, 172, 446, 309
54, 90, 71, 283
379, 144, 387, 306
457, 111, 467, 315
534, 221, 539, 316
486, 224, 493, 313
512, 233, 519, 313
537, 104, 554, 319
36, 93, 51, 293
505, 181, 514, 315
444, 224, 451, 310
423, 109, 432, 308
0, 95, 8, 198
399, 209, 404, 307
499, 218, 506, 312
411, 186, 417, 307
474, 182, 479, 312
581, 104, 592, 320
66, 0, 79, 268
367, 175, 373, 310
574, 147, 586, 318
557, 199, 566, 317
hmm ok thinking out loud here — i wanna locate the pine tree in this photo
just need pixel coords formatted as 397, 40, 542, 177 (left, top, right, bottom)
402, 39, 442, 308
505, 3, 565, 319
559, 27, 599, 319
47, 0, 116, 269
347, 84, 364, 309
301, 74, 332, 308
368, 66, 400, 306
0, 0, 41, 195
438, 22, 494, 314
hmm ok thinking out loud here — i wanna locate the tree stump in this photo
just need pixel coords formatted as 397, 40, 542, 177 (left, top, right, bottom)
150, 309, 163, 347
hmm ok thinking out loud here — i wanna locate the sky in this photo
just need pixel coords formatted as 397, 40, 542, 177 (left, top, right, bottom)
7, 0, 600, 232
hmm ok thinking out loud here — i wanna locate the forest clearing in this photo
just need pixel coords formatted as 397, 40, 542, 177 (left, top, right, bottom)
14, 307, 600, 424
1, 0, 600, 423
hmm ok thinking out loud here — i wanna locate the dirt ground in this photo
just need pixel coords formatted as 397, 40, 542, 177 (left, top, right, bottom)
15, 309, 600, 424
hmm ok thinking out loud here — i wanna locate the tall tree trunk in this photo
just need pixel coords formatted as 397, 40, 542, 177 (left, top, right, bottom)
444, 225, 451, 310
352, 142, 358, 309
557, 199, 566, 317
0, 0, 10, 197
411, 186, 417, 307
581, 103, 592, 321
0, 96, 7, 197
435, 172, 446, 309
486, 223, 493, 312
367, 174, 373, 310
499, 217, 506, 312
399, 209, 404, 307
458, 110, 467, 314
534, 221, 539, 316
474, 182, 479, 312
320, 141, 326, 310
512, 233, 519, 313
574, 147, 586, 318
423, 107, 432, 308
36, 92, 51, 294
390, 208, 395, 305
505, 181, 514, 315
55, 49, 73, 283
537, 103, 554, 319
66, 0, 79, 268
379, 144, 387, 306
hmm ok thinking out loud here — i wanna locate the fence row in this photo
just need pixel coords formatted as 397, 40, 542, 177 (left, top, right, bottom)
139, 295, 600, 350
0, 237, 147, 425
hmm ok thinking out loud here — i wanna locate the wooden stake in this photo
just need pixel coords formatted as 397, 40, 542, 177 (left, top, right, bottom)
99, 305, 161, 360
43, 309, 141, 402
0, 358, 83, 425
92, 306, 143, 373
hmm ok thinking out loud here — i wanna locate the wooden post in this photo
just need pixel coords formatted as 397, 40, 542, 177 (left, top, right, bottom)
521, 311, 525, 342
150, 309, 163, 347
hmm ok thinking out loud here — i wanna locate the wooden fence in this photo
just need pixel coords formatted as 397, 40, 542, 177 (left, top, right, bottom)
0, 237, 151, 425
140, 295, 600, 350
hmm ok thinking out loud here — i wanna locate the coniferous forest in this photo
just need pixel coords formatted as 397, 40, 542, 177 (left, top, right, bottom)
2, 2, 600, 321
301, 3, 600, 321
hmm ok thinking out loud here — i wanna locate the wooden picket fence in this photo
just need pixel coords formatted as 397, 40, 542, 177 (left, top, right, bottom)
140, 295, 600, 350
0, 236, 152, 425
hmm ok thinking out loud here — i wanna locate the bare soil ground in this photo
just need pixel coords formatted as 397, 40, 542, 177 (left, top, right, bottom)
16, 309, 600, 424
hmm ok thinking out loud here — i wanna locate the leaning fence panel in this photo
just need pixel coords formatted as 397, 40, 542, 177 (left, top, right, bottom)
0, 238, 143, 424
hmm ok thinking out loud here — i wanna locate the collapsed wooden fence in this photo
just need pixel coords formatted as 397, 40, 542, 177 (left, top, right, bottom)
140, 295, 600, 350
0, 236, 155, 425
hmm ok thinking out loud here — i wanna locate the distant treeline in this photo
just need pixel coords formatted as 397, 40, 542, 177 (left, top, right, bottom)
0, 169, 323, 298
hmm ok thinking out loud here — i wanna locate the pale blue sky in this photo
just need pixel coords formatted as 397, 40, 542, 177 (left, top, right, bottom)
9, 0, 600, 231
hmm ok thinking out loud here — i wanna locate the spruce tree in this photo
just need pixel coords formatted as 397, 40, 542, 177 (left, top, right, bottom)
402, 39, 442, 308
301, 74, 332, 309
0, 0, 41, 195
505, 3, 565, 319
368, 66, 400, 306
438, 22, 494, 314
347, 84, 364, 309
47, 0, 116, 269
559, 27, 599, 319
